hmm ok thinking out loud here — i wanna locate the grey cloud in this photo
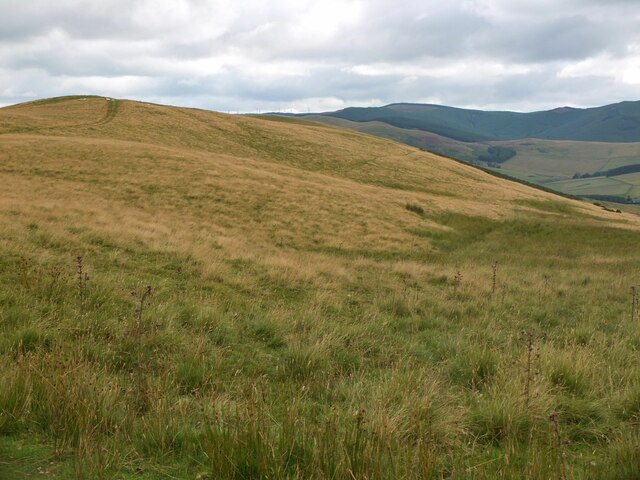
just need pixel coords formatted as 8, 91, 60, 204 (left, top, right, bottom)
352, 9, 490, 61
224, 4, 490, 63
0, 0, 138, 40
483, 15, 628, 62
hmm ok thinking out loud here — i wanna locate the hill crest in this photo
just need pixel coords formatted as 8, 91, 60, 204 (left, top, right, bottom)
320, 100, 640, 143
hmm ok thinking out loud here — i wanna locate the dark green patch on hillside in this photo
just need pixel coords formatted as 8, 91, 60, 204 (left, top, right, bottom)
478, 146, 517, 164
575, 163, 640, 179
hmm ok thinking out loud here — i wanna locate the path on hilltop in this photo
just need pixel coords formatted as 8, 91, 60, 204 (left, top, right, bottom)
96, 98, 119, 125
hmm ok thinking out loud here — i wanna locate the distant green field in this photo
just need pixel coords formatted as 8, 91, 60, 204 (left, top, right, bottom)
494, 140, 640, 178
546, 172, 640, 199
547, 177, 632, 196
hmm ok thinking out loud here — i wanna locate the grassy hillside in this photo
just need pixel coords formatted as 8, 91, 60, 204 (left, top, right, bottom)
1, 96, 639, 479
302, 114, 481, 162
324, 101, 640, 143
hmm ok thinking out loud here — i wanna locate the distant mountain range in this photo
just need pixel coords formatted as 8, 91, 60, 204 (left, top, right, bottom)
294, 101, 640, 203
322, 101, 640, 143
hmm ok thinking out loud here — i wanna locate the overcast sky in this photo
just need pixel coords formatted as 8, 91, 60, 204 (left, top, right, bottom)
1, 0, 640, 112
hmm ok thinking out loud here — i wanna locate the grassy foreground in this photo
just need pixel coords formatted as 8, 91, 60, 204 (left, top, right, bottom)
0, 97, 639, 479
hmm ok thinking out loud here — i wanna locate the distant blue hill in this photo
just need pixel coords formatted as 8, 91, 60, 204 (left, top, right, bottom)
322, 101, 640, 143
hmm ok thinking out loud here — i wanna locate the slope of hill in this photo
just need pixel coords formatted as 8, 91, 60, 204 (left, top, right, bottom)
1, 97, 639, 479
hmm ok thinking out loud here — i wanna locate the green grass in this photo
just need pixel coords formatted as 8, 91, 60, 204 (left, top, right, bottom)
2, 213, 639, 479
513, 199, 578, 215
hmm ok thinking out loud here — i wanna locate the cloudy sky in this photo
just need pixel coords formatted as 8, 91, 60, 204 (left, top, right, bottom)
1, 0, 640, 112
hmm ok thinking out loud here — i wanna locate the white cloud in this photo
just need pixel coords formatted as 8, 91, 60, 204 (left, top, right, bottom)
58, 75, 157, 94
349, 60, 535, 79
558, 48, 640, 86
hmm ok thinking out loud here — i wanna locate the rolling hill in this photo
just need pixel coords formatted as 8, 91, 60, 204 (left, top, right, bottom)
324, 101, 640, 143
1, 96, 639, 479
301, 102, 640, 202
